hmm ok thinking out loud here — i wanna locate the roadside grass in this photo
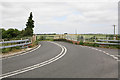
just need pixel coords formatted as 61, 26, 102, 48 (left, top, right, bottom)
2, 46, 22, 54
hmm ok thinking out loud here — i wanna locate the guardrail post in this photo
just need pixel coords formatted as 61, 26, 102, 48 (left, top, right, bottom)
113, 37, 116, 40
107, 37, 109, 43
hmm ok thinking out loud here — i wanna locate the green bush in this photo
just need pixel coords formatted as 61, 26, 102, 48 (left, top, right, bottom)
75, 43, 77, 45
15, 46, 20, 49
29, 45, 32, 48
83, 42, 99, 47
79, 41, 84, 45
2, 48, 12, 53
54, 39, 66, 41
93, 43, 99, 47
67, 41, 73, 44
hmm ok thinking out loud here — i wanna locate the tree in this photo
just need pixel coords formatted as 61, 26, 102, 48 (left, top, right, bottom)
24, 12, 34, 36
1, 28, 22, 39
6, 28, 15, 39
1, 28, 7, 39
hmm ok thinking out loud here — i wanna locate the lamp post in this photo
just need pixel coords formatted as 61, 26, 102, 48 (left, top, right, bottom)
113, 25, 116, 40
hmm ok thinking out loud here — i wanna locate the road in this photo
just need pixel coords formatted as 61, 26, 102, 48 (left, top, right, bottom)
2, 41, 118, 78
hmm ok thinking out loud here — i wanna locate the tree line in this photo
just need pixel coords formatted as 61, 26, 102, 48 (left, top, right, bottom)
0, 12, 34, 39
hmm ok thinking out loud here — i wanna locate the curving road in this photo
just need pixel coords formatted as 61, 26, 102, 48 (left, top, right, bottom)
2, 41, 118, 78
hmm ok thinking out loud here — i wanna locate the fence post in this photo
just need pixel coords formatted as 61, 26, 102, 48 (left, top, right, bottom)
107, 37, 109, 43
113, 37, 116, 40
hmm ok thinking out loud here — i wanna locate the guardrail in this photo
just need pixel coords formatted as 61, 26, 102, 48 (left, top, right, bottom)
96, 40, 120, 45
97, 39, 120, 42
0, 42, 31, 49
0, 39, 31, 49
0, 39, 29, 44
95, 42, 120, 45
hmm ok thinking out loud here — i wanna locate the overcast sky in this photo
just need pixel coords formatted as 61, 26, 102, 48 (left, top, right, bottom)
0, 0, 119, 34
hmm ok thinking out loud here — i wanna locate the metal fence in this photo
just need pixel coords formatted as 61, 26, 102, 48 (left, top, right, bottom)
0, 39, 31, 49
96, 39, 120, 45
64, 35, 120, 45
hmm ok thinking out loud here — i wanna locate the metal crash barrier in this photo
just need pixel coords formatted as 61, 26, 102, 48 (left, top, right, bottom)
0, 39, 31, 49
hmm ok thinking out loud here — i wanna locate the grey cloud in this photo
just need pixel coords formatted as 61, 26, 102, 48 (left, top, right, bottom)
1, 1, 118, 34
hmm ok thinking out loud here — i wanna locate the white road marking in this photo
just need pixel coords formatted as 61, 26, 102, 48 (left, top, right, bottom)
98, 50, 102, 52
0, 41, 67, 79
105, 53, 109, 55
110, 55, 114, 57
1, 45, 41, 60
81, 45, 118, 61
112, 56, 118, 60
102, 51, 106, 53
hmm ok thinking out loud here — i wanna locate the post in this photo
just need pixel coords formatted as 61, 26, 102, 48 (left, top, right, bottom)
83, 36, 85, 42
94, 36, 96, 42
113, 25, 116, 40
107, 37, 109, 43
113, 25, 116, 36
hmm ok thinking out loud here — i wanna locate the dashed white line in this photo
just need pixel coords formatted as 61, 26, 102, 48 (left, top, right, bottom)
81, 46, 118, 61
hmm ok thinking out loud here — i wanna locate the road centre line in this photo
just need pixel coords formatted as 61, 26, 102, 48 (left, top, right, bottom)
0, 41, 67, 79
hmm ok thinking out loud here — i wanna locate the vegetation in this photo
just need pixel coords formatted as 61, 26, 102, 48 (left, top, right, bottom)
0, 12, 36, 54
53, 39, 73, 44
79, 41, 84, 45
1, 28, 21, 40
1, 12, 35, 40
83, 42, 99, 47
2, 46, 21, 53
53, 38, 120, 49
23, 12, 34, 36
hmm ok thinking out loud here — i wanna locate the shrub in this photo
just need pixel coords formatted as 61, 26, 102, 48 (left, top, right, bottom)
15, 46, 20, 49
75, 43, 77, 45
67, 41, 73, 44
79, 41, 84, 45
2, 48, 12, 53
34, 40, 38, 45
29, 45, 32, 48
93, 43, 99, 47
54, 39, 66, 41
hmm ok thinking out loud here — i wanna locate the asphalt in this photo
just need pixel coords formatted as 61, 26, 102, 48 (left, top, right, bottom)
2, 41, 118, 78
2, 41, 61, 74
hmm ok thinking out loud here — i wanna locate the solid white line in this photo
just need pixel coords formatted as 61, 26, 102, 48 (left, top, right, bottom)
0, 41, 67, 79
2, 45, 41, 60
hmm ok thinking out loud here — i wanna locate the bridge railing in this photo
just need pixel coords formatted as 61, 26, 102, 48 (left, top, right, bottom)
0, 39, 31, 49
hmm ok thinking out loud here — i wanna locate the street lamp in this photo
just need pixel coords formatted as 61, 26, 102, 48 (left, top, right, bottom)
113, 25, 116, 40
113, 25, 116, 37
